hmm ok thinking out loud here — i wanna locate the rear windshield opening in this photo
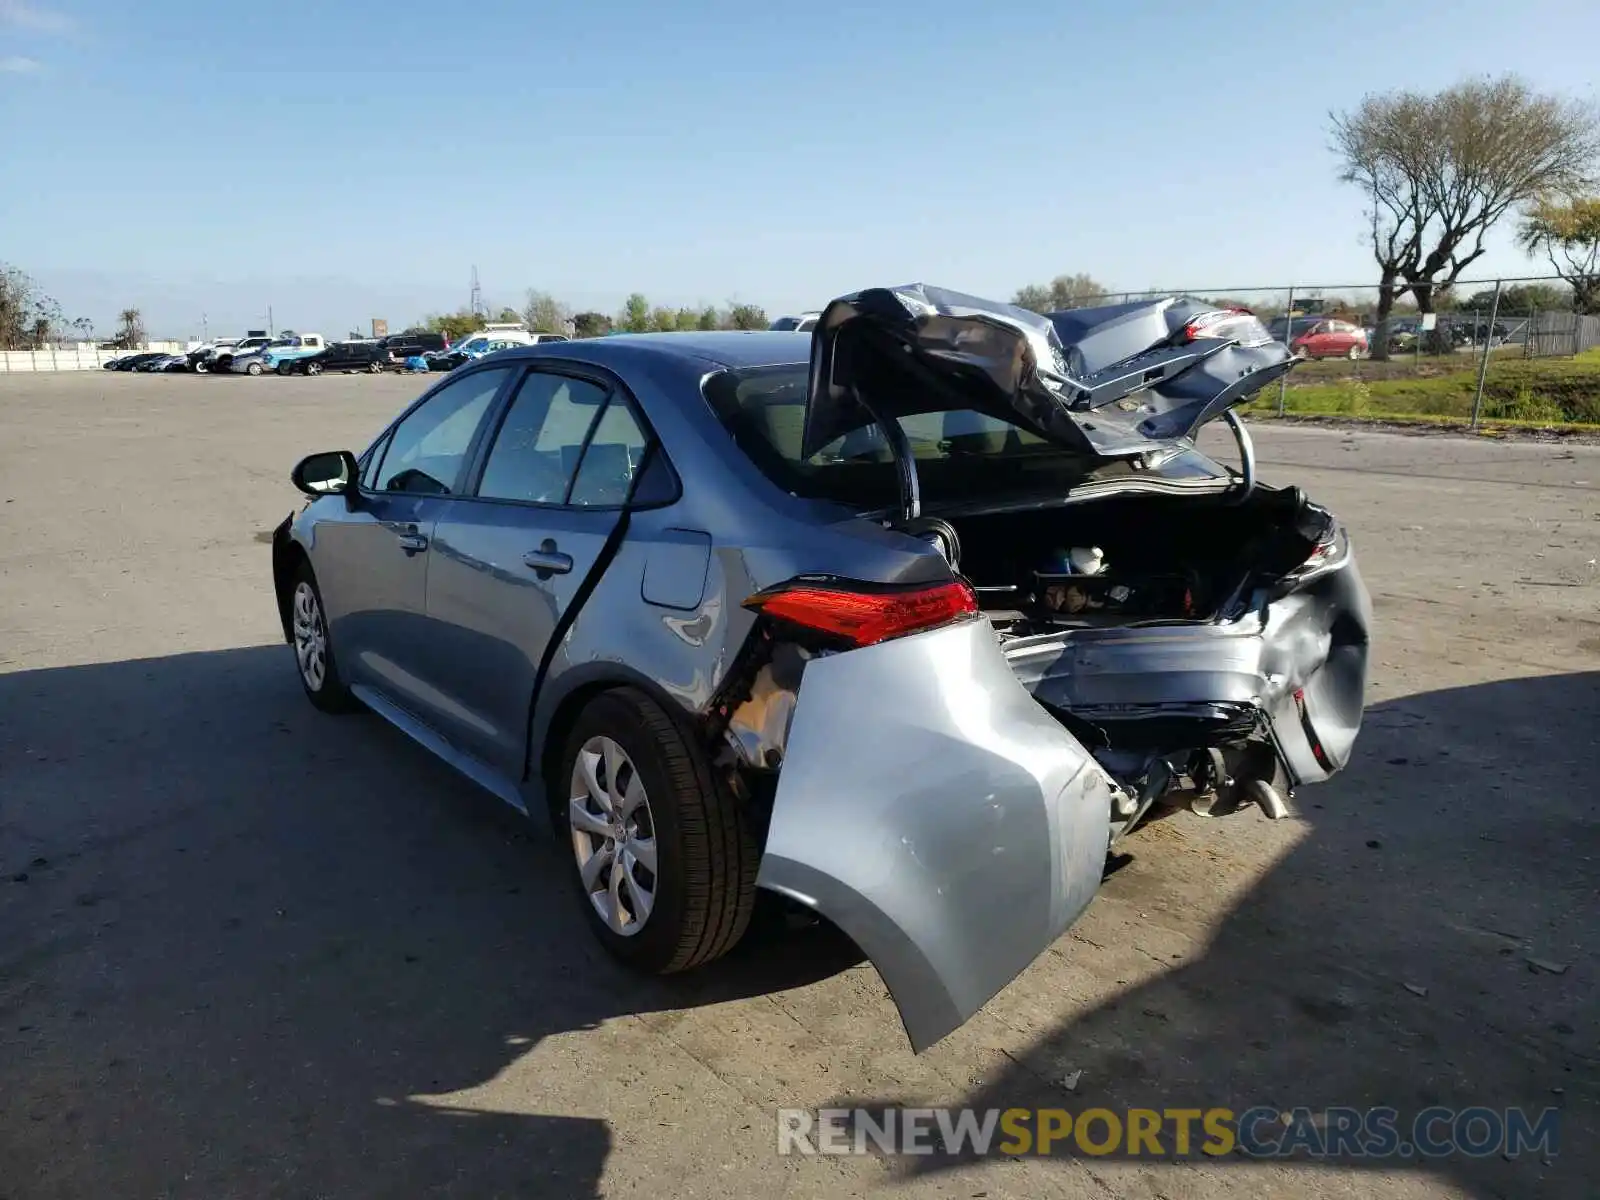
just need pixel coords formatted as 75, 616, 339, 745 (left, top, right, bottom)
701, 364, 1204, 513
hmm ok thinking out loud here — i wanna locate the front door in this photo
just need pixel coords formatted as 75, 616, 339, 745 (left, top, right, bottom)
313, 366, 514, 722
423, 367, 649, 776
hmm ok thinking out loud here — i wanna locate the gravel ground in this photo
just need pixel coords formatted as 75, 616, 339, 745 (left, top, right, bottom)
2, 370, 1597, 1199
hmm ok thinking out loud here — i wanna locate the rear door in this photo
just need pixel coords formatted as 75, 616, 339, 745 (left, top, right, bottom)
311, 366, 515, 722
422, 366, 650, 775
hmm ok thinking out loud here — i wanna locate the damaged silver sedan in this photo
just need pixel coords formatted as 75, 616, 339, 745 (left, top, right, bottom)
271, 285, 1370, 1051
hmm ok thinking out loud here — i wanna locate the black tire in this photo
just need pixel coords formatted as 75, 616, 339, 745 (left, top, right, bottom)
305, 362, 321, 376
287, 561, 358, 714
557, 688, 756, 974
367, 360, 384, 374
276, 362, 293, 376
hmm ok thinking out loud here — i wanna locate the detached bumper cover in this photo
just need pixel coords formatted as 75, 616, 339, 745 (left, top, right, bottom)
755, 618, 1113, 1052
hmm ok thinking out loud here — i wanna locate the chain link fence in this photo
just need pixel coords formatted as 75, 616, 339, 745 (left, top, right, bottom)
1053, 276, 1599, 428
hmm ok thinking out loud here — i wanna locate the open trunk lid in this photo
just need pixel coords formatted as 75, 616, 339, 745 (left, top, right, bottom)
803, 283, 1296, 460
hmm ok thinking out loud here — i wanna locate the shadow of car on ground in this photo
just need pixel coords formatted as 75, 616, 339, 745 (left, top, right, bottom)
1, 647, 1594, 1197
829, 670, 1598, 1198
0, 644, 860, 1199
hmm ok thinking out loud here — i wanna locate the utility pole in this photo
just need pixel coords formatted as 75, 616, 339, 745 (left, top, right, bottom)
268, 306, 274, 336
469, 266, 485, 320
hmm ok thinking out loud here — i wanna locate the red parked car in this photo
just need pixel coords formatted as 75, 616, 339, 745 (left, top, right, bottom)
1270, 316, 1368, 360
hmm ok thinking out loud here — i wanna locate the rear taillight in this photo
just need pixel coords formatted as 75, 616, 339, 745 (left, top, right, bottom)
744, 578, 978, 647
1183, 308, 1273, 346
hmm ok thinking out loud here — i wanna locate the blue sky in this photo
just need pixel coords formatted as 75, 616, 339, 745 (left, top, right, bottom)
2, 0, 1596, 338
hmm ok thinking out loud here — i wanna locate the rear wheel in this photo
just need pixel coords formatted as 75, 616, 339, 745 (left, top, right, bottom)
367, 360, 383, 374
246, 361, 263, 376
558, 689, 756, 973
289, 562, 358, 714
276, 362, 292, 375
305, 361, 322, 376
1346, 344, 1362, 360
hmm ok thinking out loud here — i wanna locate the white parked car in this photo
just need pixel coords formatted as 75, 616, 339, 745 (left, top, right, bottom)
770, 312, 821, 333
203, 335, 272, 373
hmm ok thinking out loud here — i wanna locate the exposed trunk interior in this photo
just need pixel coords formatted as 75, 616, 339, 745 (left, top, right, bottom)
943, 484, 1330, 641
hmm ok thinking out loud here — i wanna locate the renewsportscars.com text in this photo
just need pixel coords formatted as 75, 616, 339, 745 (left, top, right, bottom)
776, 1106, 1560, 1160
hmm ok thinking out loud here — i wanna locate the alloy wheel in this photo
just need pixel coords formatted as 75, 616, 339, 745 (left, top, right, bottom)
569, 735, 658, 936
291, 581, 327, 692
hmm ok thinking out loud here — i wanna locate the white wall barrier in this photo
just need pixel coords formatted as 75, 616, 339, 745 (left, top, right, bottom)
0, 342, 189, 373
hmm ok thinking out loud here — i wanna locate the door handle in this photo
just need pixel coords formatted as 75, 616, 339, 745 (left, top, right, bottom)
523, 539, 573, 578
393, 523, 429, 554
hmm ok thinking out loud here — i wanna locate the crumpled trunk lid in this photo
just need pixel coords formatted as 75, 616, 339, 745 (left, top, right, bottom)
803, 283, 1295, 460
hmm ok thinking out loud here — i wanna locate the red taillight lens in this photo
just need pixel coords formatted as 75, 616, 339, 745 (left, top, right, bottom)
744, 579, 978, 647
1183, 308, 1273, 346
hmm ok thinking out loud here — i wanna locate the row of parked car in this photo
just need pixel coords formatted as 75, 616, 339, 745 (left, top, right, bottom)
1265, 313, 1515, 359
102, 324, 574, 378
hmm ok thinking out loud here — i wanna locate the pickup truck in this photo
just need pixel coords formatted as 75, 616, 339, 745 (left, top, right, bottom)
251, 334, 328, 375
203, 334, 272, 373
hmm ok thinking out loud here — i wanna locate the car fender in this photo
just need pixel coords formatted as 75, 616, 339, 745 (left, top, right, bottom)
755, 617, 1114, 1052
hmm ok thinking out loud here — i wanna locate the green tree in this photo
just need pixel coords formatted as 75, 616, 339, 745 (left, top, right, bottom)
1333, 76, 1600, 357
619, 293, 651, 333
495, 307, 520, 323
649, 307, 678, 332
1461, 282, 1572, 314
523, 289, 571, 333
724, 302, 767, 330
572, 311, 613, 338
674, 306, 699, 332
422, 309, 484, 341
697, 305, 720, 331
1519, 194, 1600, 312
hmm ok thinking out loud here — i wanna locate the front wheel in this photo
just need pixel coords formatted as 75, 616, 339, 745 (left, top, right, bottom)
367, 360, 383, 374
194, 361, 209, 373
246, 361, 263, 376
305, 361, 322, 376
1346, 344, 1362, 360
558, 688, 756, 973
276, 362, 292, 375
288, 563, 358, 714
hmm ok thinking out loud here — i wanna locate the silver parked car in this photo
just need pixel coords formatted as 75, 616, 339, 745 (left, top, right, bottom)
271, 284, 1370, 1051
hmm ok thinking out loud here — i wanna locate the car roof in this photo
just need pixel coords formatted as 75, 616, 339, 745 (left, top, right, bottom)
499, 330, 810, 371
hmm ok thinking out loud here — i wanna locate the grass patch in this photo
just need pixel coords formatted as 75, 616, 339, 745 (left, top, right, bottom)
1241, 348, 1600, 425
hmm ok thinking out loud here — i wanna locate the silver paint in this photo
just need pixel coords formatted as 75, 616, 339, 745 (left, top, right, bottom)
757, 618, 1114, 1052
272, 305, 1369, 1052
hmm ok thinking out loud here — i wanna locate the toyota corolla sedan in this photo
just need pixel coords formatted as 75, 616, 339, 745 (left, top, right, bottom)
271, 284, 1370, 1051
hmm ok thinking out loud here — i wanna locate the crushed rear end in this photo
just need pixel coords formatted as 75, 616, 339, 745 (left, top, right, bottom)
707, 285, 1370, 1050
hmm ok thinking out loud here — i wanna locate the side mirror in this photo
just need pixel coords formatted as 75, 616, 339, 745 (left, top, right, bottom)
291, 450, 360, 498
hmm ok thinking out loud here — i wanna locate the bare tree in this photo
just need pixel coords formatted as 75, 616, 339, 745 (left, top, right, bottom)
1519, 193, 1600, 313
115, 308, 145, 349
522, 289, 571, 333
0, 264, 65, 349
1012, 273, 1112, 314
1333, 76, 1600, 358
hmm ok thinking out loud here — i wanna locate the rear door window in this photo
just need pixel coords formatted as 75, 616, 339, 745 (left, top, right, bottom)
474, 370, 648, 507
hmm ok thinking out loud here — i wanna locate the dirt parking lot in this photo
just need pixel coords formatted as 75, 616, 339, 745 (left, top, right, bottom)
2, 370, 1597, 1199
